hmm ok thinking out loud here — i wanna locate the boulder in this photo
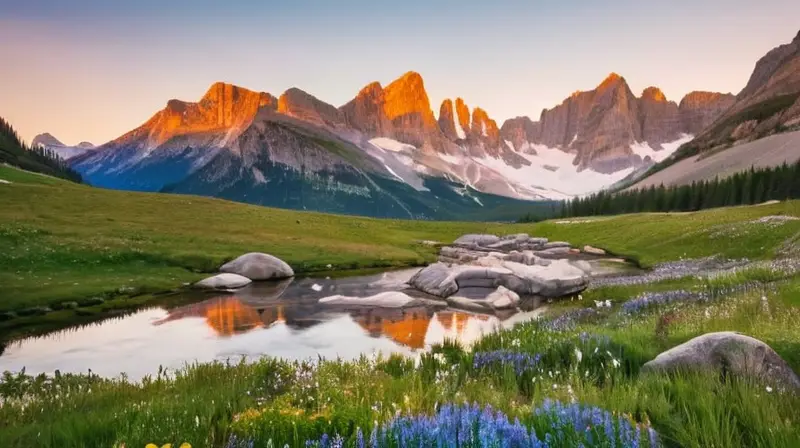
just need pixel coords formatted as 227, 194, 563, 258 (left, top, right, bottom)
583, 245, 607, 256
485, 286, 520, 309
642, 332, 800, 390
195, 273, 252, 290
319, 291, 416, 308
408, 263, 459, 297
220, 252, 294, 280
453, 234, 500, 247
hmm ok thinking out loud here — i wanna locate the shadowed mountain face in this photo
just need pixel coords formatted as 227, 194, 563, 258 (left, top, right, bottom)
676, 30, 800, 154
70, 68, 736, 216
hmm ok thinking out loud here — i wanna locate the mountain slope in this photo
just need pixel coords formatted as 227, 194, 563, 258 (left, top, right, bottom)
671, 30, 800, 157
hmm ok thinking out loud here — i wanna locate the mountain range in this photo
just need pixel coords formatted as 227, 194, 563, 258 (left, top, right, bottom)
31, 133, 95, 160
60, 29, 799, 219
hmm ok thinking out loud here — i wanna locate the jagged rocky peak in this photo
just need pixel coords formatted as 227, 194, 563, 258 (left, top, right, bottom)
438, 99, 457, 140
641, 87, 668, 102
678, 91, 736, 135
278, 87, 344, 127
382, 71, 437, 127
454, 98, 471, 137
340, 81, 391, 136
638, 86, 682, 146
470, 107, 500, 141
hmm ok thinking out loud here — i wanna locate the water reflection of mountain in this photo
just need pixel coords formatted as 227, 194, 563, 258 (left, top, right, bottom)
153, 294, 499, 349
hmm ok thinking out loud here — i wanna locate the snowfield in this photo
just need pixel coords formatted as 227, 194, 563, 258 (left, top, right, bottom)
368, 134, 694, 200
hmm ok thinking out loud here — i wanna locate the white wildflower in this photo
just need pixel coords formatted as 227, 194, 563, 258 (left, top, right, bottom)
766, 386, 773, 393
604, 300, 611, 308
574, 347, 583, 364
611, 358, 620, 368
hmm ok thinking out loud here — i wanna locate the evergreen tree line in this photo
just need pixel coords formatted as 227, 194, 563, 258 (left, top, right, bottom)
0, 117, 82, 183
555, 161, 800, 219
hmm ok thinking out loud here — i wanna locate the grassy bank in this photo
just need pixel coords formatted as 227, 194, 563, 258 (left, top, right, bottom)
2, 270, 798, 447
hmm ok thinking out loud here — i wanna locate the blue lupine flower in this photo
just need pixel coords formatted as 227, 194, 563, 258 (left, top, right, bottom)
299, 400, 660, 447
473, 351, 541, 375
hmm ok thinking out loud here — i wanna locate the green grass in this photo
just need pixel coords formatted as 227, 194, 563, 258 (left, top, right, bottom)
2, 274, 798, 447
2, 162, 800, 319
2, 165, 800, 447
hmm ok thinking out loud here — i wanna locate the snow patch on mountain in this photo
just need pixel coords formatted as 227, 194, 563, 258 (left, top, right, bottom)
369, 137, 416, 153
630, 134, 694, 163
477, 143, 635, 197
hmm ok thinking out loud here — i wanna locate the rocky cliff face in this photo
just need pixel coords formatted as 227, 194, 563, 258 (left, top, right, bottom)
639, 87, 683, 147
677, 92, 737, 135
278, 87, 344, 128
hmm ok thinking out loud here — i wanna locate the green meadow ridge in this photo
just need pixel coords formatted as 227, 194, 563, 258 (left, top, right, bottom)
1, 163, 800, 314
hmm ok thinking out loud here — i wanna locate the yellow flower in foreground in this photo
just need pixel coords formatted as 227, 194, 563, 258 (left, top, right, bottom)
180, 444, 192, 448
145, 444, 158, 448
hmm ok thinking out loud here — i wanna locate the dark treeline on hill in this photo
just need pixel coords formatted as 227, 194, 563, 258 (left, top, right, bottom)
0, 117, 82, 183
536, 161, 800, 220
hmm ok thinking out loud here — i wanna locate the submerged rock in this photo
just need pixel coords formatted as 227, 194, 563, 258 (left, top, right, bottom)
642, 332, 800, 390
195, 273, 252, 290
319, 291, 417, 308
220, 252, 294, 280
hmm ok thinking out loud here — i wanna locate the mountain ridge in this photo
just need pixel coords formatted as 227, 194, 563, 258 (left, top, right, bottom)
69, 68, 736, 218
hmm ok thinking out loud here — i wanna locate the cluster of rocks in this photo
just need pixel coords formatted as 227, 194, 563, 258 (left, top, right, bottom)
407, 234, 599, 312
193, 234, 610, 314
195, 252, 295, 290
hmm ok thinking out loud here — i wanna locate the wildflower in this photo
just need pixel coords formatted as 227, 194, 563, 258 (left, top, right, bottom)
766, 386, 773, 393
604, 300, 611, 308
611, 358, 620, 368
574, 347, 583, 364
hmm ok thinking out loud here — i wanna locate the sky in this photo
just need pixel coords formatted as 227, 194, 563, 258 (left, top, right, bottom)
2, 0, 799, 146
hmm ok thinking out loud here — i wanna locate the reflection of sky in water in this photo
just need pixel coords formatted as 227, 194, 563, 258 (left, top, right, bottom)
0, 297, 522, 380
0, 268, 550, 380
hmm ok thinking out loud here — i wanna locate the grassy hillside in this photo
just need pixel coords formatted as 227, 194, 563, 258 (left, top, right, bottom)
0, 118, 82, 182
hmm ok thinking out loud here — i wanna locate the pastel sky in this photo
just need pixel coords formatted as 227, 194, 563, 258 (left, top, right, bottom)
2, 0, 799, 146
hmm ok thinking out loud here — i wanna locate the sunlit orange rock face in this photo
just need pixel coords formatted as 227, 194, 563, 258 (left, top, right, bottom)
118, 82, 277, 149
342, 71, 450, 152
454, 98, 471, 136
438, 99, 457, 140
204, 297, 263, 336
278, 87, 345, 128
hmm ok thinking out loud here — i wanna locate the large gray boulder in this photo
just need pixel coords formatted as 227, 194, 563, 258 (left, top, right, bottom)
220, 252, 294, 280
642, 332, 800, 390
195, 273, 252, 290
410, 257, 589, 299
